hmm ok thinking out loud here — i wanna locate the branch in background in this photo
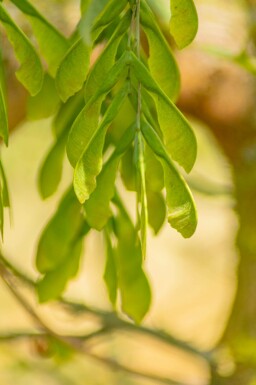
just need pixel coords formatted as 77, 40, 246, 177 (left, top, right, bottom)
0, 253, 213, 364
0, 256, 189, 385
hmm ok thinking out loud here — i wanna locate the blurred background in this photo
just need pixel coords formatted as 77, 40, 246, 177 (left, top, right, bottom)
1, 0, 256, 384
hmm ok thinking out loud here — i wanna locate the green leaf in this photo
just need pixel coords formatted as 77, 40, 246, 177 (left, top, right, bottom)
141, 120, 197, 238
67, 101, 102, 167
0, 160, 10, 238
141, 1, 180, 101
79, 0, 109, 44
147, 191, 166, 234
169, 0, 198, 49
113, 196, 151, 323
56, 39, 91, 102
67, 51, 129, 167
135, 132, 148, 259
37, 239, 83, 303
120, 146, 137, 191
84, 124, 136, 230
93, 0, 127, 31
53, 90, 85, 138
10, 0, 69, 75
145, 144, 164, 192
38, 133, 67, 199
0, 82, 8, 145
36, 188, 84, 273
84, 14, 130, 101
74, 83, 129, 203
103, 231, 117, 306
130, 52, 197, 173
27, 73, 60, 120
0, 160, 10, 208
0, 5, 43, 95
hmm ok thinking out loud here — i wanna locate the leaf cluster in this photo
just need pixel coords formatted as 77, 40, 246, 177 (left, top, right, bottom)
0, 0, 198, 322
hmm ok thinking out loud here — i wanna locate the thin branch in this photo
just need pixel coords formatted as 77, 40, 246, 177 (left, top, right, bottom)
0, 262, 188, 385
0, 252, 213, 363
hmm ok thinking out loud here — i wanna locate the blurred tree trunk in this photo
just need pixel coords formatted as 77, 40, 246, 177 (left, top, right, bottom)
177, 43, 256, 383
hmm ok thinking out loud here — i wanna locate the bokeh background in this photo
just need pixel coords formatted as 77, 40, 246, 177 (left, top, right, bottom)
1, 0, 255, 384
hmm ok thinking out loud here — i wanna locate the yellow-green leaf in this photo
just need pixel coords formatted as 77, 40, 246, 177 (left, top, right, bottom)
141, 1, 180, 101
74, 84, 129, 203
114, 196, 151, 323
10, 0, 69, 75
130, 52, 197, 173
67, 52, 129, 167
27, 73, 60, 120
170, 0, 198, 49
141, 120, 197, 238
84, 124, 136, 230
0, 5, 43, 95
38, 133, 67, 199
147, 191, 166, 234
56, 39, 91, 102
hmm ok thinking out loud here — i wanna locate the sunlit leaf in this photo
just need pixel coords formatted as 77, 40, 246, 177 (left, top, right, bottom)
74, 84, 129, 203
10, 0, 69, 75
27, 73, 60, 120
84, 124, 136, 229
36, 188, 84, 273
38, 133, 67, 199
169, 0, 198, 49
67, 51, 129, 167
0, 5, 43, 95
130, 52, 197, 173
84, 14, 130, 101
141, 1, 180, 101
141, 120, 197, 238
56, 39, 91, 102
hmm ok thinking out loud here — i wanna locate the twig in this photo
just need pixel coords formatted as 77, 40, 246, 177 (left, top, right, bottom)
0, 262, 188, 385
0, 252, 213, 363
